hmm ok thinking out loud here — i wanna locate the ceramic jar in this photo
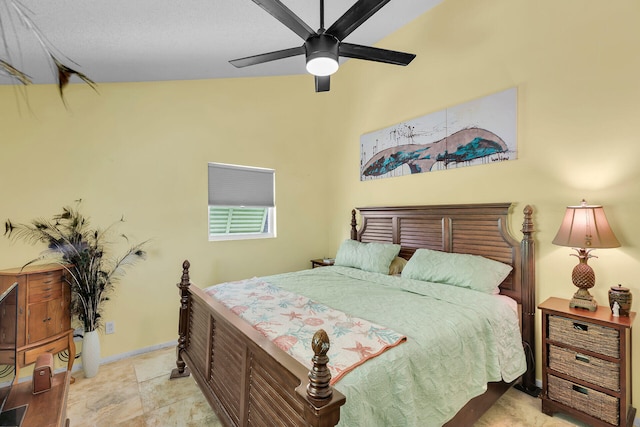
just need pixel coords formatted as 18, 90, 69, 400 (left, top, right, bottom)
609, 284, 632, 317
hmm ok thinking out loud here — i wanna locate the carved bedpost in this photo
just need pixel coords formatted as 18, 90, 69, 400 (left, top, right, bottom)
301, 329, 344, 427
307, 329, 333, 402
519, 205, 539, 395
350, 209, 357, 240
170, 260, 192, 379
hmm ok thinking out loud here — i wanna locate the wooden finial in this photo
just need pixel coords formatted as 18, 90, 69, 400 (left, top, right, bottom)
311, 329, 330, 356
350, 210, 357, 240
180, 260, 191, 290
307, 329, 333, 403
522, 205, 534, 236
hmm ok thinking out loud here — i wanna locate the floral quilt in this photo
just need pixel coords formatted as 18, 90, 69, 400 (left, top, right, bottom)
205, 278, 406, 384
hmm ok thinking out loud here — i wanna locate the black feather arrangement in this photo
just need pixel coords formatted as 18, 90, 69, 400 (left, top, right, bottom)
4, 200, 148, 332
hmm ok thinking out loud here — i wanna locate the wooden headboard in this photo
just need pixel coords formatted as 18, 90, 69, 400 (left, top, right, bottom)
349, 203, 537, 393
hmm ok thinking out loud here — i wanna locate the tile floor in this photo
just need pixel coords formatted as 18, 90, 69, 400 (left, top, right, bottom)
67, 346, 590, 426
67, 346, 220, 427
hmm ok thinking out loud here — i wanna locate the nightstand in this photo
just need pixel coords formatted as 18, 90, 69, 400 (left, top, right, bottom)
310, 258, 334, 268
539, 297, 636, 427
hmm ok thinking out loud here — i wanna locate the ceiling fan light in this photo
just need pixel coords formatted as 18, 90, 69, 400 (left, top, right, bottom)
306, 55, 339, 76
305, 34, 339, 76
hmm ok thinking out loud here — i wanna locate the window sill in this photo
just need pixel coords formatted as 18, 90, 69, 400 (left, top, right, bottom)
209, 233, 276, 242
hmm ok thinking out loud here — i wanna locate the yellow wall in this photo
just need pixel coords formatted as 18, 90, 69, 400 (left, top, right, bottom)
327, 0, 640, 401
1, 0, 639, 405
0, 77, 343, 361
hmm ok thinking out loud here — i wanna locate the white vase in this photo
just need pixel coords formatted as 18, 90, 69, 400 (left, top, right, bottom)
82, 330, 101, 378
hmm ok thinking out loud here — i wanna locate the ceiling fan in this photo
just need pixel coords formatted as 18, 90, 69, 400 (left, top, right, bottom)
229, 0, 416, 92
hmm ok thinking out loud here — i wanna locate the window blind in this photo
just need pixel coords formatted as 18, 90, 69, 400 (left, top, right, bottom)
208, 163, 275, 207
209, 207, 268, 234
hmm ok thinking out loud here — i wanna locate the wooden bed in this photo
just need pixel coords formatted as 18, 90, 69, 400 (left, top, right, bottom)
171, 203, 537, 427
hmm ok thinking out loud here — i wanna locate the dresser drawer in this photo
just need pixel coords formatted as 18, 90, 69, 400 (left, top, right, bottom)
28, 270, 63, 304
22, 333, 70, 365
28, 271, 63, 288
548, 315, 620, 358
548, 375, 619, 425
549, 344, 620, 391
29, 280, 63, 304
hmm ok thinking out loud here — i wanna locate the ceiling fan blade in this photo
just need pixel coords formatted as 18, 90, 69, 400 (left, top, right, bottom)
327, 0, 391, 41
315, 75, 330, 92
250, 0, 316, 40
230, 46, 305, 68
340, 43, 416, 66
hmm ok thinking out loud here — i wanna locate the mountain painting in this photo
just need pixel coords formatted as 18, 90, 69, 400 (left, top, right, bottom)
360, 88, 517, 180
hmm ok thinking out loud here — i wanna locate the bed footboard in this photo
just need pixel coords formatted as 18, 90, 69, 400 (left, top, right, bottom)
170, 261, 346, 427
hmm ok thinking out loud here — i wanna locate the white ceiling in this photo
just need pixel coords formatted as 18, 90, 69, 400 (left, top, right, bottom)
0, 0, 442, 85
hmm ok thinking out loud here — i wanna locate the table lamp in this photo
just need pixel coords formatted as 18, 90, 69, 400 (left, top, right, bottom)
552, 200, 620, 311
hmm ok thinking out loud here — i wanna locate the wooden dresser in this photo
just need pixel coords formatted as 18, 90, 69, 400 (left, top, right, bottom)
539, 297, 636, 427
0, 264, 75, 375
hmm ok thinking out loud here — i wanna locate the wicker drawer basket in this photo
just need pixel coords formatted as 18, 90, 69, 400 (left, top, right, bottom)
548, 375, 619, 425
549, 344, 620, 391
548, 315, 620, 358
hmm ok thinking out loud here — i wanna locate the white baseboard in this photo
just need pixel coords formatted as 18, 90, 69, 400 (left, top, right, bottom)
16, 341, 177, 384
69, 340, 177, 374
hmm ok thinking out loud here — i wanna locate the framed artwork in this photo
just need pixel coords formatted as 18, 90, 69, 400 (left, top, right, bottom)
360, 87, 517, 181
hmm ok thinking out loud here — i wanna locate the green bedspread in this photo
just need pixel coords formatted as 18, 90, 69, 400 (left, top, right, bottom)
260, 265, 526, 427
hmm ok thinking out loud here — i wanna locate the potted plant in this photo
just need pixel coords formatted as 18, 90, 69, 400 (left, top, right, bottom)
4, 200, 147, 378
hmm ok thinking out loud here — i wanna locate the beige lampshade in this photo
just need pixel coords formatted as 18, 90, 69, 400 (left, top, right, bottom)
552, 200, 621, 249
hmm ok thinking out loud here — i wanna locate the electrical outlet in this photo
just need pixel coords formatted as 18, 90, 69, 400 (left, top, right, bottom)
105, 321, 115, 335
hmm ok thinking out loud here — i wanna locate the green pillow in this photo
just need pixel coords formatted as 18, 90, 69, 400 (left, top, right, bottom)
334, 239, 401, 274
401, 248, 512, 294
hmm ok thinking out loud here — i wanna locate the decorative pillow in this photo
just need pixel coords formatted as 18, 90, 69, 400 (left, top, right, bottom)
334, 239, 401, 274
401, 248, 512, 294
388, 256, 408, 275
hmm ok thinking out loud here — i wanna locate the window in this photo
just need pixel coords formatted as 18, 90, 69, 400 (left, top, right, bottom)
208, 162, 276, 241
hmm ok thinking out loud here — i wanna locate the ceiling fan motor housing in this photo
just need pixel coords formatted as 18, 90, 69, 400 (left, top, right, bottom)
305, 34, 339, 76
